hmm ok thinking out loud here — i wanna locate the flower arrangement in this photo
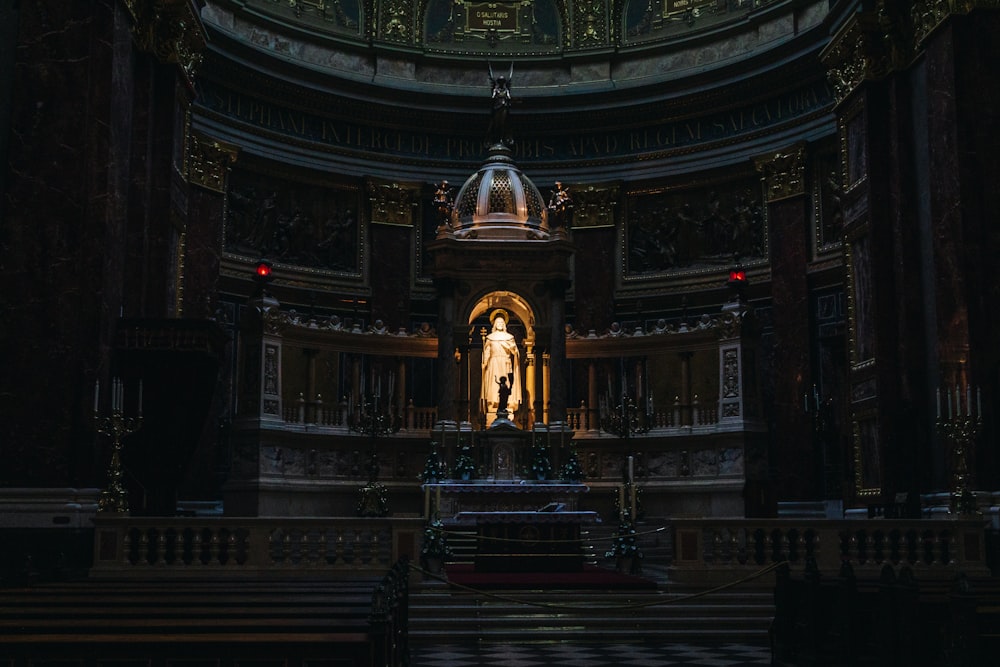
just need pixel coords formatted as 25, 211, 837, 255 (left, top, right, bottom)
605, 518, 643, 574
560, 446, 585, 482
529, 440, 553, 481
453, 442, 477, 481
420, 442, 447, 484
420, 518, 452, 572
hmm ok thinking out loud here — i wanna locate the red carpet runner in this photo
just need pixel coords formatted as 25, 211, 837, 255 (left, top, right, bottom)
444, 563, 659, 590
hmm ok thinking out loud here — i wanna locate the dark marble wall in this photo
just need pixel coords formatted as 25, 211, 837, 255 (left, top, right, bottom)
570, 227, 616, 333
0, 1, 120, 486
926, 12, 1000, 490
369, 222, 413, 331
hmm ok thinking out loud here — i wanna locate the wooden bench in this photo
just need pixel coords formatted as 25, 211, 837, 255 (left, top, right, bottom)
771, 561, 1000, 667
0, 559, 410, 667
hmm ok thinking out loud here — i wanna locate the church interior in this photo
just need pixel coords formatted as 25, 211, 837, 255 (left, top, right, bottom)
2, 0, 1000, 664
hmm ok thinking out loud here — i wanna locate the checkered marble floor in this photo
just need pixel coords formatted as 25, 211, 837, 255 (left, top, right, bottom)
412, 642, 772, 666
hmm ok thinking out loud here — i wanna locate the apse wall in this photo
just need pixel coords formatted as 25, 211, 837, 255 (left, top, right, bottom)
196, 0, 843, 312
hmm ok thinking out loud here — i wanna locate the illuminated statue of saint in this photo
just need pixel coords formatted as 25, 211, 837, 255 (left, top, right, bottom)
482, 309, 521, 422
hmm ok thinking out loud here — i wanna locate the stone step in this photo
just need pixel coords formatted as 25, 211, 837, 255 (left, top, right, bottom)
408, 581, 775, 642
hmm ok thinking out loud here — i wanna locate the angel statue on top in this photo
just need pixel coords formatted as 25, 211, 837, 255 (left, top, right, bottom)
482, 309, 522, 424
487, 62, 514, 147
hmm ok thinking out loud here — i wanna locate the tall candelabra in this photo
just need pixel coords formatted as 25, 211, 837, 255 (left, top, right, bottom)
94, 378, 143, 513
601, 393, 652, 438
936, 385, 981, 516
350, 391, 399, 517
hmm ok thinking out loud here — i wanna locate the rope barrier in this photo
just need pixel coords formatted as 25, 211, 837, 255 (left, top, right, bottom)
437, 525, 667, 545
410, 560, 787, 612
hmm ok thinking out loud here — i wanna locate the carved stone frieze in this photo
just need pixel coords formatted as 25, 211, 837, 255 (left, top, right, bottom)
186, 131, 239, 193
122, 0, 207, 89
753, 142, 807, 203
367, 178, 420, 226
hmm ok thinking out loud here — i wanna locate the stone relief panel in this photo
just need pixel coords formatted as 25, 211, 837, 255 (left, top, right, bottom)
625, 176, 765, 277
225, 166, 362, 274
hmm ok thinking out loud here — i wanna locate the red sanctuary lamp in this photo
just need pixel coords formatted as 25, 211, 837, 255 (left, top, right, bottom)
726, 263, 748, 307
253, 258, 274, 297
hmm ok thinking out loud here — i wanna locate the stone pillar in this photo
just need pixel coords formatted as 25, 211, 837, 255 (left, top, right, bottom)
588, 361, 599, 433
754, 142, 815, 503
821, 11, 929, 507
542, 353, 551, 424
679, 352, 693, 426
525, 342, 536, 424
396, 358, 407, 418
435, 279, 458, 424
548, 284, 569, 424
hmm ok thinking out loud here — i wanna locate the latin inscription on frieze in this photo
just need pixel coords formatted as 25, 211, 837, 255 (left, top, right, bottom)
467, 2, 518, 31
197, 79, 832, 164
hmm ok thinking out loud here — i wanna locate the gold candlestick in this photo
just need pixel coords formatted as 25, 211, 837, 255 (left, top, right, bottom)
95, 409, 143, 513
937, 405, 981, 516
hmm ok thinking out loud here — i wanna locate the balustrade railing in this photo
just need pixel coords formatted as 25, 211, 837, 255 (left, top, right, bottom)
279, 397, 437, 433
92, 516, 424, 577
664, 518, 991, 579
92, 515, 991, 582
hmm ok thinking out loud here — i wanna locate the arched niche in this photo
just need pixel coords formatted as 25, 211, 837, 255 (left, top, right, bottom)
467, 290, 536, 426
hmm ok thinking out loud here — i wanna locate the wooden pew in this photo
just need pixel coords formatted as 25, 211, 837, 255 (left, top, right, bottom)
0, 558, 410, 667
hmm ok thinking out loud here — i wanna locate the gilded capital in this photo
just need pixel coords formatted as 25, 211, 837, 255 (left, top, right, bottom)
186, 131, 239, 193
819, 12, 895, 105
911, 0, 1000, 46
122, 0, 207, 88
753, 143, 807, 204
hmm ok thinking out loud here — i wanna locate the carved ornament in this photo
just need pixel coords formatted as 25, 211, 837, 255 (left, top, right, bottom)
571, 183, 619, 228
378, 0, 413, 43
367, 178, 420, 226
186, 131, 239, 193
819, 12, 895, 105
753, 143, 807, 203
573, 0, 609, 46
122, 0, 207, 90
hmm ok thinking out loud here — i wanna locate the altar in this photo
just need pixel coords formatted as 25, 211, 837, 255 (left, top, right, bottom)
453, 510, 600, 573
424, 481, 596, 572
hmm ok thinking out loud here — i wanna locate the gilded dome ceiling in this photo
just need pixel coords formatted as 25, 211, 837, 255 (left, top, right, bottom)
450, 145, 550, 239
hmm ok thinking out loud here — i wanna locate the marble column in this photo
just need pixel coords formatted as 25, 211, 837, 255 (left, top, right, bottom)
435, 279, 458, 424
588, 361, 599, 432
755, 143, 815, 505
548, 280, 569, 424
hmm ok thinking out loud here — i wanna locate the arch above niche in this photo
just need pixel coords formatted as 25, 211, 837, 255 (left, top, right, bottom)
468, 291, 535, 340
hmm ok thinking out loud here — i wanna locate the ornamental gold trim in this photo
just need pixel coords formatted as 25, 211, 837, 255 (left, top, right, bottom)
911, 0, 1000, 46
186, 131, 239, 193
753, 142, 806, 203
122, 0, 208, 90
